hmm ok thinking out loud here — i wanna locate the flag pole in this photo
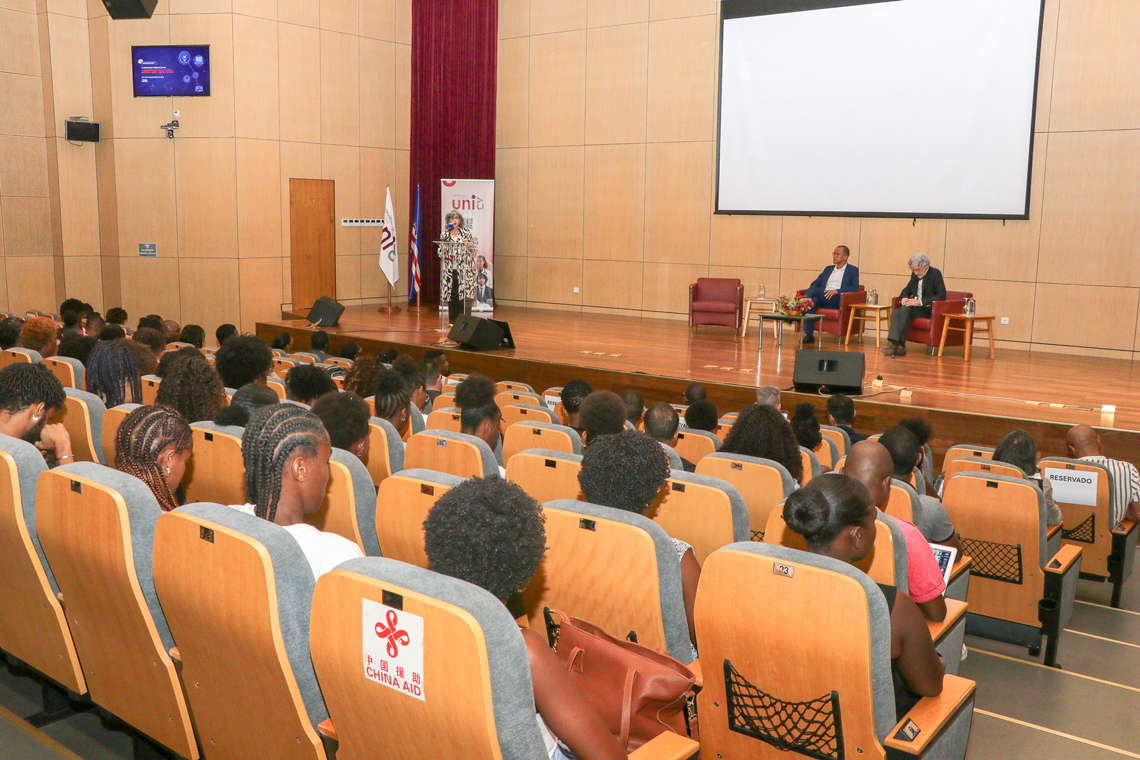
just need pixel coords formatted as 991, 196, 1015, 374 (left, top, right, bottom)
378, 184, 402, 314
407, 183, 427, 312
379, 280, 401, 314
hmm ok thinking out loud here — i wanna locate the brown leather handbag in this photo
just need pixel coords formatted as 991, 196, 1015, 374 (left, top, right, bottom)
547, 609, 698, 751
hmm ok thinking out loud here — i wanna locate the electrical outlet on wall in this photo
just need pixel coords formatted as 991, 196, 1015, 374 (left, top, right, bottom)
173, 109, 180, 117
573, 287, 579, 293
1001, 317, 1010, 325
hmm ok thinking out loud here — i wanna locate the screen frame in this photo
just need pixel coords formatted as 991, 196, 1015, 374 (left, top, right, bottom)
131, 44, 212, 98
714, 0, 1047, 220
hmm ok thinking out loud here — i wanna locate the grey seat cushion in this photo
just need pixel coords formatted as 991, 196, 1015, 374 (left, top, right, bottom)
659, 441, 684, 470
50, 356, 85, 389
666, 469, 750, 543
8, 348, 41, 363
393, 468, 467, 487
518, 448, 582, 465
330, 448, 382, 556
371, 416, 405, 473
410, 404, 426, 434
0, 434, 55, 592
65, 387, 107, 465
511, 422, 582, 455
191, 420, 246, 439
422, 429, 499, 478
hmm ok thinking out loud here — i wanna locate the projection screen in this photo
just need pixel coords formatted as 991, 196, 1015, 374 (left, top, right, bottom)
716, 0, 1045, 218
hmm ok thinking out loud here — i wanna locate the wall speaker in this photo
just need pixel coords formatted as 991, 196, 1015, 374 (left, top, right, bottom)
792, 349, 865, 395
102, 0, 157, 18
65, 119, 100, 143
448, 316, 514, 351
306, 296, 345, 327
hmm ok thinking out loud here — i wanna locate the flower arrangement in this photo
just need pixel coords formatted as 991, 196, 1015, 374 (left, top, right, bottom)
775, 294, 813, 316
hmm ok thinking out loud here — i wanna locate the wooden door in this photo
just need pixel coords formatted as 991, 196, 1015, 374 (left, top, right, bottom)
289, 179, 336, 309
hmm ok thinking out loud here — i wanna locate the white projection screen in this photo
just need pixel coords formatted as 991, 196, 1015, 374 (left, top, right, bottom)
716, 0, 1045, 218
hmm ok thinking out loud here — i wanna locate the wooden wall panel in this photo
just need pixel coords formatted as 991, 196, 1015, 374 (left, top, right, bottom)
233, 13, 279, 140
394, 0, 410, 44
6, 256, 56, 313
588, 0, 648, 28
179, 258, 240, 330
169, 14, 235, 137
646, 15, 715, 142
526, 146, 583, 259
1, 196, 51, 256
643, 141, 712, 264
709, 215, 781, 269
175, 138, 238, 258
359, 37, 395, 148
0, 73, 45, 136
528, 30, 586, 147
1032, 283, 1138, 351
114, 138, 177, 258
321, 0, 358, 34
642, 262, 704, 315
778, 216, 860, 271
322, 144, 361, 255
948, 279, 1037, 343
44, 13, 91, 121
583, 259, 642, 310
237, 138, 282, 258
495, 148, 528, 258
498, 0, 529, 39
493, 255, 527, 301
359, 0, 394, 40
336, 254, 361, 299
62, 255, 103, 313
320, 30, 360, 147
858, 218, 946, 276
54, 141, 99, 258
105, 15, 170, 140
583, 143, 644, 261
117, 256, 181, 322
496, 36, 529, 149
393, 147, 409, 243
359, 146, 394, 279
1034, 0, 1061, 133
584, 23, 647, 145
166, 0, 231, 13
0, 8, 40, 75
527, 256, 582, 304
394, 42, 410, 150
234, 0, 277, 20
279, 23, 321, 143
529, 0, 585, 36
0, 135, 49, 196
279, 0, 319, 27
648, 0, 716, 21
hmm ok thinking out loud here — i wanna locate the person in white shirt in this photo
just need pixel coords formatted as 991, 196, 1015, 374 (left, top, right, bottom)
230, 404, 363, 580
1067, 424, 1140, 526
801, 245, 860, 344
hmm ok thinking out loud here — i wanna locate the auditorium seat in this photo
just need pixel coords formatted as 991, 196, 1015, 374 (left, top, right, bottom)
309, 557, 699, 760
0, 347, 40, 368
1039, 456, 1138, 608
650, 470, 749, 564
943, 457, 1024, 481
689, 277, 744, 331
494, 390, 544, 409
885, 479, 973, 602
523, 500, 696, 663
266, 375, 288, 399
696, 453, 797, 541
814, 436, 840, 469
273, 357, 300, 377
374, 469, 463, 568
891, 290, 972, 353
501, 421, 581, 463
361, 417, 403, 487
695, 542, 975, 760
800, 446, 822, 483
409, 404, 426, 435
796, 285, 866, 344
304, 449, 380, 555
153, 504, 330, 760
325, 357, 353, 369
435, 390, 456, 408
673, 428, 720, 465
290, 352, 320, 364
100, 403, 141, 465
942, 472, 1082, 666
405, 430, 499, 479
140, 374, 161, 405
182, 422, 246, 506
444, 372, 467, 384
42, 356, 84, 389
941, 444, 994, 475
820, 424, 851, 456
36, 464, 199, 759
714, 418, 734, 439
50, 388, 106, 465
506, 449, 583, 503
425, 406, 462, 433
0, 436, 87, 702
659, 441, 684, 470
499, 403, 557, 429
495, 381, 534, 393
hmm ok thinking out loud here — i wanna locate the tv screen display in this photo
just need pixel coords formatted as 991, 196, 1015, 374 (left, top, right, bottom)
133, 45, 211, 97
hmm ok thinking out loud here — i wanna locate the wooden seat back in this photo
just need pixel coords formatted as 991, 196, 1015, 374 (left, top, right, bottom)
942, 445, 994, 474
266, 377, 288, 399
814, 440, 834, 469
0, 348, 35, 368
375, 471, 462, 569
764, 511, 902, 588
139, 375, 160, 405
494, 390, 544, 409
1039, 458, 1115, 578
304, 452, 373, 552
100, 403, 140, 465
405, 431, 489, 479
673, 430, 718, 465
435, 391, 456, 408
326, 357, 353, 368
496, 381, 533, 393
502, 422, 578, 463
821, 426, 849, 456
49, 391, 104, 465
273, 357, 299, 377
425, 407, 463, 433
695, 454, 792, 541
42, 356, 81, 388
943, 458, 1025, 481
361, 419, 400, 486
506, 450, 583, 504
290, 352, 318, 364
884, 483, 916, 524
36, 466, 198, 759
800, 448, 820, 485
152, 509, 326, 760
182, 425, 247, 506
499, 403, 557, 429
650, 476, 742, 564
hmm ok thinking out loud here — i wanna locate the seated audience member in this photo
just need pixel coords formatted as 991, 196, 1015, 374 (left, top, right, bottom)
885, 253, 946, 357
156, 352, 226, 424
309, 330, 334, 362
720, 403, 804, 484
123, 340, 157, 376
378, 347, 398, 365
342, 355, 379, 398
214, 334, 274, 389
454, 374, 503, 475
0, 364, 73, 466
826, 393, 866, 443
285, 364, 337, 405
419, 355, 444, 409
578, 430, 700, 650
311, 391, 370, 461
621, 390, 644, 430
0, 317, 24, 350
20, 317, 58, 358
790, 403, 831, 473
161, 319, 181, 343
114, 405, 192, 512
684, 383, 707, 405
339, 341, 361, 361
783, 476, 944, 715
215, 323, 237, 346
59, 298, 85, 320
86, 339, 141, 407
179, 324, 205, 349
391, 355, 429, 411
132, 327, 167, 355
558, 379, 593, 437
800, 245, 859, 344
423, 477, 625, 760
845, 441, 948, 621
60, 310, 83, 336
1067, 424, 1140, 525
232, 405, 364, 579
423, 348, 450, 377
899, 417, 936, 494
643, 401, 694, 472
84, 313, 107, 339
577, 390, 628, 446
373, 368, 413, 438
993, 430, 1063, 526
683, 399, 719, 433
58, 334, 97, 365
105, 307, 128, 327
99, 324, 126, 341
137, 314, 163, 332
755, 385, 782, 411
879, 426, 959, 549
271, 332, 293, 352
215, 382, 278, 427
155, 345, 200, 378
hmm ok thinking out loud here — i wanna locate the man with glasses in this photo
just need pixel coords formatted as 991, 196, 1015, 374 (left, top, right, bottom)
885, 253, 946, 357
801, 245, 859, 344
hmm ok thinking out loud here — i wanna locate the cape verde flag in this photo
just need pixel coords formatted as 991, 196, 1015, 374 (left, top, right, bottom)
408, 185, 421, 301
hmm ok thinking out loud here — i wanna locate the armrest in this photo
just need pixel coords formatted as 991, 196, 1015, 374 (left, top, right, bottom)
843, 290, 868, 307
884, 675, 976, 755
318, 720, 337, 741
927, 599, 968, 645
318, 718, 339, 759
688, 284, 698, 304
891, 296, 902, 309
949, 556, 971, 582
1112, 518, 1137, 537
57, 592, 65, 606
1047, 523, 1062, 540
688, 658, 702, 689
629, 731, 700, 760
1045, 544, 1082, 576
168, 647, 181, 664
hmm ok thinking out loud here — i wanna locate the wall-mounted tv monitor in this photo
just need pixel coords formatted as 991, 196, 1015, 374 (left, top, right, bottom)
132, 45, 211, 97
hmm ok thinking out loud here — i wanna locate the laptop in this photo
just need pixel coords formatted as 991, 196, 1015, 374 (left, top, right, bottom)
929, 543, 958, 585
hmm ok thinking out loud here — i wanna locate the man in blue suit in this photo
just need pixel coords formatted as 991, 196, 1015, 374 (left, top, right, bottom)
802, 245, 859, 344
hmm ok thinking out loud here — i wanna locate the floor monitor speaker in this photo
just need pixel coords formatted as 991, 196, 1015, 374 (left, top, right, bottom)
306, 296, 345, 327
448, 316, 514, 351
792, 349, 865, 395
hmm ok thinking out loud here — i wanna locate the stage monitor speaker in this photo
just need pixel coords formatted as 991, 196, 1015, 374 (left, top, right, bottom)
102, 0, 157, 18
306, 296, 345, 327
793, 349, 865, 395
448, 316, 514, 351
65, 119, 100, 143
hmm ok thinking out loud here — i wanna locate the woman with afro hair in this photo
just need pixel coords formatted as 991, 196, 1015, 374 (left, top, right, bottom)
720, 402, 804, 483
155, 352, 226, 423
577, 430, 701, 651
424, 476, 626, 760
342, 354, 379, 398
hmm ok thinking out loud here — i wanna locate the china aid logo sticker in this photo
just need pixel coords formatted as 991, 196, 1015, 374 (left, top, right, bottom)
362, 598, 425, 700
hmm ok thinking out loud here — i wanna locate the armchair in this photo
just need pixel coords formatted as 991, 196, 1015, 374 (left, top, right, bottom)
890, 290, 972, 352
689, 278, 744, 331
795, 286, 866, 343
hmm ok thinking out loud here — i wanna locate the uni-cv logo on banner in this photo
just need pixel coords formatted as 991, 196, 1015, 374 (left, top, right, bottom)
362, 599, 425, 701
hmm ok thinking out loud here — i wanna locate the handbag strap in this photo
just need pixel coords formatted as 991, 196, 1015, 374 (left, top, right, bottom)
619, 669, 636, 747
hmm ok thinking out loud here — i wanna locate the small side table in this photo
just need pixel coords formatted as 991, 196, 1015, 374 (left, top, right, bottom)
740, 298, 779, 338
845, 304, 892, 347
938, 314, 996, 361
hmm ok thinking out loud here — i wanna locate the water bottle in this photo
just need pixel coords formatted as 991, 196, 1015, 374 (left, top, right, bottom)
758, 283, 766, 299
868, 288, 878, 306
964, 297, 976, 317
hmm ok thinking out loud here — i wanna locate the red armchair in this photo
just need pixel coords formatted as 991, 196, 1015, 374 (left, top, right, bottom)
795, 286, 867, 343
890, 291, 972, 352
689, 278, 744, 331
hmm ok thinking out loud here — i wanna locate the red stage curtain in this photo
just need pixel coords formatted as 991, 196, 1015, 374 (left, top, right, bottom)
410, 0, 497, 305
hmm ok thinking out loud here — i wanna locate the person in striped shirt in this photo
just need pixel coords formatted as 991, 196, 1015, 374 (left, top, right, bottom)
1067, 424, 1140, 526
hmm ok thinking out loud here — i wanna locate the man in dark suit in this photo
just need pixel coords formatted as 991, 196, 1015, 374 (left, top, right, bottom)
886, 253, 946, 356
474, 272, 493, 306
801, 245, 859, 344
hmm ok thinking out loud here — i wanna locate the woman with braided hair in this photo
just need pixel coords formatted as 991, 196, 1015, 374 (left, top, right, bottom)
229, 404, 363, 579
86, 339, 142, 408
114, 405, 192, 512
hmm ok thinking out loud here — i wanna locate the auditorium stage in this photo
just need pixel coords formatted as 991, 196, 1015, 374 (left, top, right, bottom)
257, 304, 1140, 465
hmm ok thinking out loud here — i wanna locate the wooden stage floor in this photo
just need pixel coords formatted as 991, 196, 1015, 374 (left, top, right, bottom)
259, 304, 1140, 462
